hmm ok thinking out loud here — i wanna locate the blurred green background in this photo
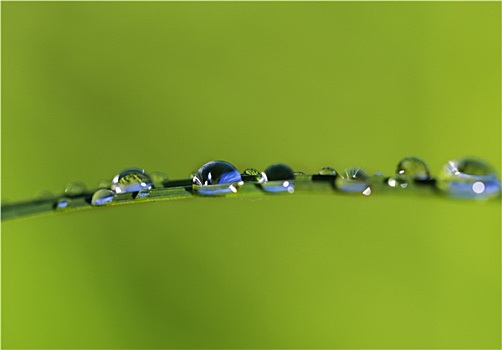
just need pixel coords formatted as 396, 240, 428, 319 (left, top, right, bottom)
1, 2, 500, 348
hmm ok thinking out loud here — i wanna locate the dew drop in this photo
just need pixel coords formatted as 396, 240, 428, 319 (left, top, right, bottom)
396, 157, 430, 180
318, 167, 337, 176
261, 164, 295, 193
98, 179, 112, 189
150, 171, 167, 188
56, 198, 71, 209
242, 168, 266, 183
64, 181, 86, 196
335, 167, 371, 194
91, 189, 115, 206
437, 158, 501, 199
136, 189, 150, 199
111, 168, 153, 194
192, 160, 242, 195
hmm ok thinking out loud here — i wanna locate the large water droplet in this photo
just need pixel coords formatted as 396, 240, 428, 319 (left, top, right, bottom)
91, 189, 115, 206
261, 164, 295, 193
192, 160, 242, 195
111, 168, 153, 194
64, 181, 86, 196
437, 158, 501, 199
242, 168, 266, 183
335, 167, 371, 194
396, 157, 430, 180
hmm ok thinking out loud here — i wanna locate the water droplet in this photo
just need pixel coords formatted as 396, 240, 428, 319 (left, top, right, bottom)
91, 189, 115, 206
111, 168, 153, 194
136, 189, 150, 199
437, 158, 501, 199
335, 167, 371, 194
192, 160, 242, 195
261, 164, 295, 193
64, 181, 86, 196
98, 179, 112, 189
318, 167, 337, 176
56, 198, 71, 209
242, 168, 266, 183
396, 157, 430, 180
294, 171, 306, 176
150, 171, 167, 188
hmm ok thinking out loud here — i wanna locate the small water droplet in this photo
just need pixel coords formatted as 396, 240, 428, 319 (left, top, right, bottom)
136, 189, 150, 199
437, 158, 501, 199
64, 181, 86, 196
318, 167, 337, 176
396, 157, 430, 180
193, 160, 242, 195
335, 167, 371, 194
91, 189, 115, 206
150, 171, 167, 188
98, 179, 112, 189
56, 198, 71, 209
111, 168, 153, 194
242, 168, 266, 183
261, 164, 295, 193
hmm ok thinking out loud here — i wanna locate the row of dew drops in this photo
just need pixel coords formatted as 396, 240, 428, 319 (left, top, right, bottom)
57, 156, 501, 209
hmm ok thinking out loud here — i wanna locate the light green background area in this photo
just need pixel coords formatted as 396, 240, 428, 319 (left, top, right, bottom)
1, 2, 501, 349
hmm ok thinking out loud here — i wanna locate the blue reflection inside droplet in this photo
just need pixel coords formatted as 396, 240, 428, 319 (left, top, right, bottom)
446, 178, 501, 199
337, 183, 370, 193
261, 181, 295, 193
57, 200, 69, 209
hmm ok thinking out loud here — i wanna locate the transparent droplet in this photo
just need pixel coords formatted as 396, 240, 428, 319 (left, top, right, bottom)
111, 168, 153, 194
56, 198, 71, 209
136, 189, 150, 199
261, 164, 295, 193
242, 168, 266, 183
91, 189, 115, 206
294, 171, 306, 176
396, 157, 430, 180
150, 171, 167, 188
192, 160, 242, 195
437, 158, 501, 199
98, 179, 112, 189
335, 167, 371, 194
64, 181, 86, 196
318, 167, 337, 176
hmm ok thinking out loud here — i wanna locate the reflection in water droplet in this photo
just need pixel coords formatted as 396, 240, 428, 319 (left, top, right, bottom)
193, 160, 242, 195
396, 157, 430, 180
318, 167, 337, 176
91, 189, 115, 206
335, 167, 371, 194
111, 168, 153, 194
242, 168, 266, 183
437, 158, 501, 199
56, 198, 71, 209
64, 181, 86, 196
150, 171, 167, 188
261, 164, 295, 193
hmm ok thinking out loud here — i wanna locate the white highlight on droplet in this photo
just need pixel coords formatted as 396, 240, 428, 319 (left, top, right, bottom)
388, 178, 397, 187
363, 187, 371, 196
472, 182, 485, 194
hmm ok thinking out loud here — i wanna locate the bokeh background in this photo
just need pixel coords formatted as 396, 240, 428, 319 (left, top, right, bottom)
2, 2, 500, 348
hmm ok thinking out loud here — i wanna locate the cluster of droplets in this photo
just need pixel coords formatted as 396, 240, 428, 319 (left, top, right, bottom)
56, 156, 500, 209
